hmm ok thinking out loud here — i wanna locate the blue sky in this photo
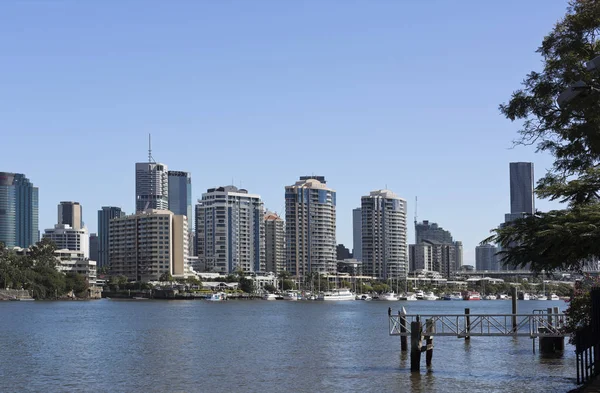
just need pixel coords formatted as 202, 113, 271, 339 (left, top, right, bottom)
0, 0, 569, 265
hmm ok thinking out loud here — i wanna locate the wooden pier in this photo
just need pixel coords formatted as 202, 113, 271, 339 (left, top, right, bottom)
390, 306, 566, 372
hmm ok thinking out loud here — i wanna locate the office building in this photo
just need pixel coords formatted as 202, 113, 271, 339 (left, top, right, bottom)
454, 241, 463, 269
58, 201, 82, 230
109, 209, 189, 281
285, 177, 336, 277
510, 162, 535, 215
0, 172, 38, 248
135, 162, 169, 212
196, 186, 265, 274
415, 220, 453, 244
264, 211, 285, 274
89, 233, 99, 264
352, 208, 362, 261
476, 244, 499, 271
168, 171, 192, 224
43, 224, 89, 258
361, 189, 408, 279
412, 219, 461, 277
97, 206, 125, 268
336, 244, 352, 260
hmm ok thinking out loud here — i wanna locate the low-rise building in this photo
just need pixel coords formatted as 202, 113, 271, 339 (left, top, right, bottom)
54, 249, 97, 286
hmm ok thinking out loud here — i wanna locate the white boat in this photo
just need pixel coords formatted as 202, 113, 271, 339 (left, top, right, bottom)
415, 290, 424, 300
423, 292, 438, 301
443, 292, 463, 301
547, 293, 560, 301
359, 294, 373, 301
519, 292, 531, 300
379, 292, 399, 301
318, 288, 355, 301
498, 294, 509, 300
207, 292, 226, 301
484, 295, 496, 300
263, 293, 278, 300
283, 291, 301, 301
398, 293, 418, 301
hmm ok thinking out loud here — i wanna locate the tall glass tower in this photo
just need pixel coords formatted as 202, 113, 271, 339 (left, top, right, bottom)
0, 172, 39, 248
509, 162, 535, 215
97, 206, 125, 268
168, 171, 192, 226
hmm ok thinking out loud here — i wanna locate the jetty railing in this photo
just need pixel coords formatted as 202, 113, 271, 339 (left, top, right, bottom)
389, 313, 566, 338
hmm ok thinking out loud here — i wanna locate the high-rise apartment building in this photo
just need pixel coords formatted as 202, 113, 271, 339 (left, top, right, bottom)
109, 209, 188, 281
409, 243, 433, 271
285, 177, 336, 277
168, 171, 192, 224
58, 201, 82, 230
43, 224, 90, 258
510, 162, 535, 215
264, 211, 285, 274
97, 206, 125, 268
412, 219, 461, 277
0, 172, 39, 248
476, 244, 499, 271
352, 208, 362, 261
196, 186, 265, 274
361, 189, 408, 279
135, 162, 169, 212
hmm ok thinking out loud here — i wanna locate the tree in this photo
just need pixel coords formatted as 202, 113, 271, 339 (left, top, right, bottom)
263, 283, 277, 293
484, 0, 600, 273
239, 277, 254, 293
159, 272, 174, 282
282, 279, 295, 291
65, 273, 89, 298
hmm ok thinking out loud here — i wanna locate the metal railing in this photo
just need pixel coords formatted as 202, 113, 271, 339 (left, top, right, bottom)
389, 313, 566, 338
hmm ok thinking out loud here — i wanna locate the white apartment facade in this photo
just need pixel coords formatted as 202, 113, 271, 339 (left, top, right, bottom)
43, 224, 90, 258
285, 177, 336, 277
196, 186, 265, 274
361, 189, 408, 279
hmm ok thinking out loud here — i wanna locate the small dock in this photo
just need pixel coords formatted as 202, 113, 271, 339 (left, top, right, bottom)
389, 305, 567, 372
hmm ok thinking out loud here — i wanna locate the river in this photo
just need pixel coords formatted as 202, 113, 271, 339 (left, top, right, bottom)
0, 299, 576, 393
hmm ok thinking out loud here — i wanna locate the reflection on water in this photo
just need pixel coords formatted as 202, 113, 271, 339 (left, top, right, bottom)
0, 299, 577, 393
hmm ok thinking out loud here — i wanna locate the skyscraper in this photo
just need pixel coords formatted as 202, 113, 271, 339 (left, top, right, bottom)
361, 189, 408, 279
415, 220, 453, 244
352, 207, 362, 261
109, 209, 188, 281
97, 206, 125, 268
0, 172, 38, 248
135, 162, 169, 212
168, 171, 192, 225
196, 186, 265, 274
285, 177, 336, 277
510, 162, 535, 215
264, 211, 285, 274
89, 233, 99, 263
58, 201, 82, 230
476, 244, 499, 271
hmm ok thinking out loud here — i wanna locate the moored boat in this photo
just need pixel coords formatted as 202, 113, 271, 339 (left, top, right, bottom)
483, 294, 496, 300
415, 290, 424, 300
207, 292, 227, 301
423, 292, 438, 301
547, 293, 560, 301
317, 288, 355, 301
379, 292, 399, 301
443, 292, 463, 301
359, 294, 373, 301
263, 293, 278, 300
462, 291, 481, 301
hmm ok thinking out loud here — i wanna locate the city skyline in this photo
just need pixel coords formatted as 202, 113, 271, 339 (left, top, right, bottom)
0, 1, 568, 265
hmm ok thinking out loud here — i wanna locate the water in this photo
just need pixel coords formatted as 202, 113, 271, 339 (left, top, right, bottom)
0, 299, 577, 393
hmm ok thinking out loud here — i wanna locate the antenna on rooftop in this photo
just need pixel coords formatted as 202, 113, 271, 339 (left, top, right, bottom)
415, 196, 418, 225
144, 133, 156, 211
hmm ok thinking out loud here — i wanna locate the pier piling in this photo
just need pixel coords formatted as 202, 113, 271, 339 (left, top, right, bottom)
425, 318, 434, 367
465, 308, 471, 340
410, 321, 422, 372
511, 287, 518, 332
400, 308, 407, 352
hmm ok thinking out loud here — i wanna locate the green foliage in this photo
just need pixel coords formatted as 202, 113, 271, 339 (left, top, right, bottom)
485, 0, 600, 273
239, 276, 254, 293
340, 280, 352, 288
159, 272, 174, 282
282, 279, 295, 291
263, 283, 277, 293
372, 283, 390, 293
564, 275, 599, 343
185, 276, 202, 286
65, 273, 89, 297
